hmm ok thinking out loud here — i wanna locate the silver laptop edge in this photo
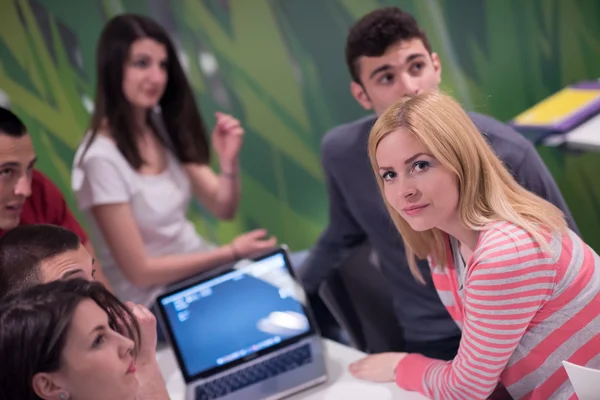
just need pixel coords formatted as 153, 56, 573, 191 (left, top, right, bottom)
156, 246, 328, 400
185, 337, 327, 400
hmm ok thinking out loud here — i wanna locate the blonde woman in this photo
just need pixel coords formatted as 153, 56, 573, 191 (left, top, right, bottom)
349, 91, 600, 399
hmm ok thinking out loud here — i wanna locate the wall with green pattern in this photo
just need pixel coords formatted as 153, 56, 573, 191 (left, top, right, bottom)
1, 0, 599, 251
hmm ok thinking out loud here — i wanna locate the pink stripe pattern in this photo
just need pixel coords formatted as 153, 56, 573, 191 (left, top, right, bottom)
395, 221, 600, 399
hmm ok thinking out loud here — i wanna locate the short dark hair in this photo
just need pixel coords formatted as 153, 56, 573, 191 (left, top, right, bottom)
0, 278, 140, 400
84, 13, 210, 170
345, 7, 432, 84
0, 106, 27, 137
0, 224, 81, 299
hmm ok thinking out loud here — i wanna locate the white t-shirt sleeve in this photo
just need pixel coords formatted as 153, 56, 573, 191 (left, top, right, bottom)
74, 155, 131, 210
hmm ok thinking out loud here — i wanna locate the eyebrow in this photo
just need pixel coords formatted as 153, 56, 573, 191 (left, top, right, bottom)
369, 64, 393, 80
404, 152, 431, 165
378, 152, 433, 172
131, 52, 151, 58
0, 157, 37, 170
131, 53, 168, 62
405, 53, 427, 64
61, 269, 85, 279
89, 325, 105, 337
368, 53, 428, 80
0, 162, 20, 169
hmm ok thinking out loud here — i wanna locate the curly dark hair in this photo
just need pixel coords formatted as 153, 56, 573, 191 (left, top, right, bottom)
0, 278, 140, 400
345, 7, 432, 84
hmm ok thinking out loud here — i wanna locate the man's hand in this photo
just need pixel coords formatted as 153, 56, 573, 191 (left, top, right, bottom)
349, 352, 407, 382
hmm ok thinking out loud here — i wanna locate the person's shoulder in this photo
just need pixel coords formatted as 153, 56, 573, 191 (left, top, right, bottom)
322, 114, 377, 158
21, 170, 66, 223
75, 131, 119, 162
468, 111, 533, 149
468, 111, 535, 171
477, 221, 544, 257
72, 132, 132, 194
24, 171, 88, 240
482, 220, 527, 236
73, 132, 127, 176
31, 170, 63, 199
474, 221, 563, 289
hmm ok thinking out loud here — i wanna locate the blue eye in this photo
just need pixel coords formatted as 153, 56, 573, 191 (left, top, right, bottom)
381, 171, 397, 180
412, 161, 430, 173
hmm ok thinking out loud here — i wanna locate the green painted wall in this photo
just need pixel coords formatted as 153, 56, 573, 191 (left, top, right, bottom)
1, 0, 599, 251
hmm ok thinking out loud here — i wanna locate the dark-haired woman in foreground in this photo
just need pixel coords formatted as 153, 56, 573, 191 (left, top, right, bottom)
0, 279, 145, 400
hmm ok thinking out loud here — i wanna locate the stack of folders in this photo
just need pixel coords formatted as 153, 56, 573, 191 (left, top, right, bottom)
511, 80, 600, 144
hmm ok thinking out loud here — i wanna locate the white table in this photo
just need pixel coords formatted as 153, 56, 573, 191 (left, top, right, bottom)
544, 113, 600, 151
156, 339, 427, 400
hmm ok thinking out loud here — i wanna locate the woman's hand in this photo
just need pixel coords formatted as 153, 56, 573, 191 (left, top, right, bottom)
125, 302, 157, 368
212, 112, 244, 171
230, 229, 277, 260
349, 352, 407, 382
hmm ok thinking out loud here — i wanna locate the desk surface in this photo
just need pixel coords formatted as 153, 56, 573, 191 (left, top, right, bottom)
156, 339, 427, 400
545, 113, 600, 151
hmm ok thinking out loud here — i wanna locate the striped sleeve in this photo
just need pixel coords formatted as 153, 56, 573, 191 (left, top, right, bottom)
395, 226, 557, 399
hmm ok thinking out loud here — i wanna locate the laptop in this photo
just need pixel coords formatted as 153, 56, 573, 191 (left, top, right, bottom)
155, 246, 328, 400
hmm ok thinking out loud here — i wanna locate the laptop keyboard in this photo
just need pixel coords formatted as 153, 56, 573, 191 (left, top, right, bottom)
195, 343, 313, 400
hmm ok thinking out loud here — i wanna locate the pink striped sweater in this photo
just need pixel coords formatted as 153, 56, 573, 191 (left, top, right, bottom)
395, 221, 600, 399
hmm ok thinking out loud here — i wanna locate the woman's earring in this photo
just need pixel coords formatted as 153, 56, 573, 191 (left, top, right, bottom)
59, 393, 69, 400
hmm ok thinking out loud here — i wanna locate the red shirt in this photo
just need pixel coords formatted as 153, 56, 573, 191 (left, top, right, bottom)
0, 170, 89, 243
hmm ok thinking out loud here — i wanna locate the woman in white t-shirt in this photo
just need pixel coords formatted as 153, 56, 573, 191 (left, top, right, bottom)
72, 14, 276, 306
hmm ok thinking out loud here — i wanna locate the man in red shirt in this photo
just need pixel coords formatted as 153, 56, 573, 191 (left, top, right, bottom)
0, 106, 110, 289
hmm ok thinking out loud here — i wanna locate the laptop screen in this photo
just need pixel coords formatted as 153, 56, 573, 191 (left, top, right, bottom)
157, 249, 315, 380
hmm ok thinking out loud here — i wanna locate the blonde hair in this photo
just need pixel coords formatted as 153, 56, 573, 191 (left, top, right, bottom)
368, 91, 567, 283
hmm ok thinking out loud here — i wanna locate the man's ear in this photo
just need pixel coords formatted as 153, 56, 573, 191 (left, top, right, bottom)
431, 52, 442, 84
350, 81, 373, 111
32, 372, 68, 400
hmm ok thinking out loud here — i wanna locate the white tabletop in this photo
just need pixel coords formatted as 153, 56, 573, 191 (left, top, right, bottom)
156, 338, 427, 400
544, 113, 600, 151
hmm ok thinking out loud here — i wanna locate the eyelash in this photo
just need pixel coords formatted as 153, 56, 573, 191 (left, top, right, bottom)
0, 169, 13, 177
381, 161, 430, 180
382, 171, 396, 180
378, 62, 426, 83
379, 73, 394, 85
92, 334, 105, 348
410, 62, 425, 73
412, 161, 430, 172
0, 166, 34, 179
133, 59, 168, 69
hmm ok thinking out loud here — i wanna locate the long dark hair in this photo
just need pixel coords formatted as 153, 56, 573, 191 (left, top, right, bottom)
84, 13, 210, 169
0, 279, 141, 400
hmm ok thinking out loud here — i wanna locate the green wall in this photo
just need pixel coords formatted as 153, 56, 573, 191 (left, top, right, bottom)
1, 0, 599, 251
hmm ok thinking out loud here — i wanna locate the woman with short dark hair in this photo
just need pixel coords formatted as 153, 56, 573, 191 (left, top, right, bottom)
0, 278, 141, 400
